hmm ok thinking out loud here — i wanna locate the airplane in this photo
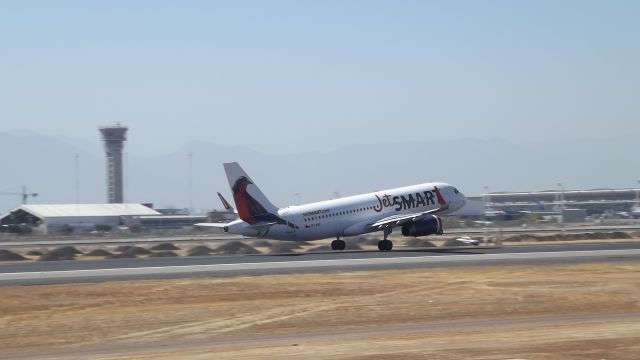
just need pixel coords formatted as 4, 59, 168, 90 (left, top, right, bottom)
217, 192, 237, 214
453, 236, 481, 246
198, 162, 467, 251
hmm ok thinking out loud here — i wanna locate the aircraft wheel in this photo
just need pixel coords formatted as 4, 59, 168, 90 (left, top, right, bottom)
331, 239, 346, 251
377, 239, 393, 251
385, 240, 393, 251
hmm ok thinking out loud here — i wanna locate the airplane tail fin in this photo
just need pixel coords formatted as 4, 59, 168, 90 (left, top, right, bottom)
223, 162, 284, 225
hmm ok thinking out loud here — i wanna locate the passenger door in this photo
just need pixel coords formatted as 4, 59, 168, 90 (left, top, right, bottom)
281, 210, 298, 234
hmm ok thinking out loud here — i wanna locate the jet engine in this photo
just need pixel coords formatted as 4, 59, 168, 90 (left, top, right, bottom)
401, 215, 443, 237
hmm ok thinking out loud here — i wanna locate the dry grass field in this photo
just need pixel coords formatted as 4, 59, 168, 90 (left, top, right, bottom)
1, 262, 639, 359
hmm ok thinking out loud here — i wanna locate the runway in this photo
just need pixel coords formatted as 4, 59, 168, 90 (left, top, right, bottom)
1, 242, 640, 285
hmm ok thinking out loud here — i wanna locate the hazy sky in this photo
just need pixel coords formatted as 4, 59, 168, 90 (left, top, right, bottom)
1, 0, 639, 155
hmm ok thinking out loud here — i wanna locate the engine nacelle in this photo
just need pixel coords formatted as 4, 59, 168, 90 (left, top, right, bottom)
401, 215, 443, 237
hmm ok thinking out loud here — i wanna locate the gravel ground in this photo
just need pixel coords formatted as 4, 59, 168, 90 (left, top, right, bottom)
0, 262, 638, 359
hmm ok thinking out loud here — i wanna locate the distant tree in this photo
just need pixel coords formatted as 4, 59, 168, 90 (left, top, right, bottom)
3, 224, 33, 235
94, 224, 112, 232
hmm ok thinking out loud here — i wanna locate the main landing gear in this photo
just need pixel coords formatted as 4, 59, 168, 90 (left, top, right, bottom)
377, 227, 393, 251
378, 239, 393, 251
331, 238, 346, 251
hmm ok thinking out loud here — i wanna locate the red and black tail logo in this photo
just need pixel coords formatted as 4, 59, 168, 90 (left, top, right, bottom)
232, 177, 286, 225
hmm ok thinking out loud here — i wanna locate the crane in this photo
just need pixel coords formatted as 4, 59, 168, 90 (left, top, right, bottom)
0, 186, 38, 204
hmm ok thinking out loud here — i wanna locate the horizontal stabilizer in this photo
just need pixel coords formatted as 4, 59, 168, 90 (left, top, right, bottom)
195, 222, 229, 228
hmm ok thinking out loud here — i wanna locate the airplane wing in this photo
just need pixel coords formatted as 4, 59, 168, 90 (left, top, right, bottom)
369, 205, 449, 230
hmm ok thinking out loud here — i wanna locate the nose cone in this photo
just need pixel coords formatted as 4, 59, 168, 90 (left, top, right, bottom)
445, 186, 466, 211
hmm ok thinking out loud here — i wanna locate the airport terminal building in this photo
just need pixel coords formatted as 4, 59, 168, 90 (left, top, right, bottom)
486, 188, 640, 216
450, 188, 640, 222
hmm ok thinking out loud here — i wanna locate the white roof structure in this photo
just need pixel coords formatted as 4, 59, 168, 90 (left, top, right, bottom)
5, 203, 161, 218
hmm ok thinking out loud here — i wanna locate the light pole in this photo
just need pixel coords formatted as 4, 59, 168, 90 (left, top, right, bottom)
483, 186, 490, 244
188, 153, 193, 214
636, 180, 640, 206
557, 183, 565, 225
483, 186, 491, 214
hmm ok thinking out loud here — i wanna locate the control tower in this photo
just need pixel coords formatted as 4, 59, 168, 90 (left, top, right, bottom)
99, 125, 128, 203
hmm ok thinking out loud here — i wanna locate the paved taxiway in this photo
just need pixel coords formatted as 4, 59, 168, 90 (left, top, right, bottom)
1, 242, 639, 285
0, 234, 243, 247
3, 224, 640, 248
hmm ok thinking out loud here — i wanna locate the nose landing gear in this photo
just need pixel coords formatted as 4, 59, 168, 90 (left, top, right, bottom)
377, 227, 393, 251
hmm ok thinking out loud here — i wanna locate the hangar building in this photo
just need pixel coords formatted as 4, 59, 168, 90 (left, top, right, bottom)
0, 203, 161, 234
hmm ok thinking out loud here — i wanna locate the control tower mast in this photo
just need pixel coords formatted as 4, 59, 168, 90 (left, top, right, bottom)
99, 124, 128, 203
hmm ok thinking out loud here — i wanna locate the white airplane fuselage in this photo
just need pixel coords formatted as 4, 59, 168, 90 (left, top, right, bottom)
224, 182, 466, 241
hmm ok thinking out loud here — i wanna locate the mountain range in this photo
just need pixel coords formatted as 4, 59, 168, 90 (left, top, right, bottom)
0, 130, 637, 213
